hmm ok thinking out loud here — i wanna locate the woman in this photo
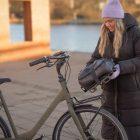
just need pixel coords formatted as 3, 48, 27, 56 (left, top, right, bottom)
87, 0, 140, 139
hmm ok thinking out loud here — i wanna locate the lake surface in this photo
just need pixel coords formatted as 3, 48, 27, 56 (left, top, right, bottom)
10, 24, 100, 53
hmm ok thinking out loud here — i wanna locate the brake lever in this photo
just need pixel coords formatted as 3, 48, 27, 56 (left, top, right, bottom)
37, 65, 47, 70
37, 62, 55, 70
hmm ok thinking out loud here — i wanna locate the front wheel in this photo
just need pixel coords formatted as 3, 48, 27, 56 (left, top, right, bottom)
0, 116, 11, 138
53, 105, 128, 140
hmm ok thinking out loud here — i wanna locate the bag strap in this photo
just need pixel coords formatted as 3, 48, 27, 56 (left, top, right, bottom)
92, 70, 100, 84
82, 69, 100, 92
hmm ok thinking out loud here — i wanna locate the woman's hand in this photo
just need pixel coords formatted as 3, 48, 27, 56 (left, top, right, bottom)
110, 64, 120, 79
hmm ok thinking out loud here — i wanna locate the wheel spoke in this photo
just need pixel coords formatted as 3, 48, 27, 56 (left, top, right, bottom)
53, 106, 127, 140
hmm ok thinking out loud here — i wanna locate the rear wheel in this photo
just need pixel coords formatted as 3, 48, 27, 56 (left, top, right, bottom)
53, 105, 128, 140
0, 116, 11, 138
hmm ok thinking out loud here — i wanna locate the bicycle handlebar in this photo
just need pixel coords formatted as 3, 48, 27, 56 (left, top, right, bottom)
0, 78, 11, 85
29, 57, 48, 67
29, 51, 69, 67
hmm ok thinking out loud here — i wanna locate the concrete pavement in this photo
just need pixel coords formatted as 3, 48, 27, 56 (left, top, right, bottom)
0, 52, 102, 139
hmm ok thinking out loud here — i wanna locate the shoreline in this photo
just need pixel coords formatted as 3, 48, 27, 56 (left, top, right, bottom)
10, 17, 140, 25
10, 18, 102, 25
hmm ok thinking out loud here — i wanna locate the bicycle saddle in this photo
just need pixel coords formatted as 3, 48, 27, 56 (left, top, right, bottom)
0, 78, 11, 85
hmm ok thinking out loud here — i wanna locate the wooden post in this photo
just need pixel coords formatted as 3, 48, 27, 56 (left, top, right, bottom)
0, 0, 10, 44
23, 1, 32, 41
30, 0, 50, 43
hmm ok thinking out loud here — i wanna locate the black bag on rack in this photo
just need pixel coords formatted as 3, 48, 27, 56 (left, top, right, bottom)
78, 58, 115, 92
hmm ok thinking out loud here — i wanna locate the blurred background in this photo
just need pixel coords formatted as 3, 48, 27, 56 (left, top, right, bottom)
0, 0, 140, 62
10, 0, 140, 24
10, 0, 140, 52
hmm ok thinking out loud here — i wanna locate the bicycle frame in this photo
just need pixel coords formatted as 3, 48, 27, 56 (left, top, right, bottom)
0, 77, 89, 140
0, 52, 104, 140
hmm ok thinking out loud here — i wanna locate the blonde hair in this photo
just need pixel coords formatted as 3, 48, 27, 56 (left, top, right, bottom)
99, 19, 125, 58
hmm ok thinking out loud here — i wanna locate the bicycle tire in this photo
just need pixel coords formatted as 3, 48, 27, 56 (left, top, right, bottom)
0, 116, 11, 138
53, 105, 128, 140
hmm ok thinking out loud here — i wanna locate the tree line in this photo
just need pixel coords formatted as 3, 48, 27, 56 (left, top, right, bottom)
10, 0, 105, 22
10, 0, 140, 23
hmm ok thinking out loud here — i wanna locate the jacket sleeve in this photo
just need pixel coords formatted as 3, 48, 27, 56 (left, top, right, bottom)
86, 38, 101, 66
118, 28, 140, 75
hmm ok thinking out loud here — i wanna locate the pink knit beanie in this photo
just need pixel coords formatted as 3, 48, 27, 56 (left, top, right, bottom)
102, 0, 124, 19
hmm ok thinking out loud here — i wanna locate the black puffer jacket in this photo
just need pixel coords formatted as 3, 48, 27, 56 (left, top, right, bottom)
87, 13, 140, 140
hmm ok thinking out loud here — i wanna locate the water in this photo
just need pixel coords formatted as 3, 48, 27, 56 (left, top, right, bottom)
10, 24, 25, 42
10, 24, 100, 53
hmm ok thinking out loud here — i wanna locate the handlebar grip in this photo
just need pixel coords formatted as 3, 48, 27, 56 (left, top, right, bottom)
0, 78, 11, 82
29, 57, 47, 67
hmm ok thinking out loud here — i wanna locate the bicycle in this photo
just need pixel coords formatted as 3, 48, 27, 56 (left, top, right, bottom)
0, 51, 128, 140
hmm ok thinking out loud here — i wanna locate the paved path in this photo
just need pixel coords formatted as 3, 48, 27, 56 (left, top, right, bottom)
0, 52, 102, 139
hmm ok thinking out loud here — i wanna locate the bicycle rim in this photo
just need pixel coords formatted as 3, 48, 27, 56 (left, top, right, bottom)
53, 105, 128, 140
